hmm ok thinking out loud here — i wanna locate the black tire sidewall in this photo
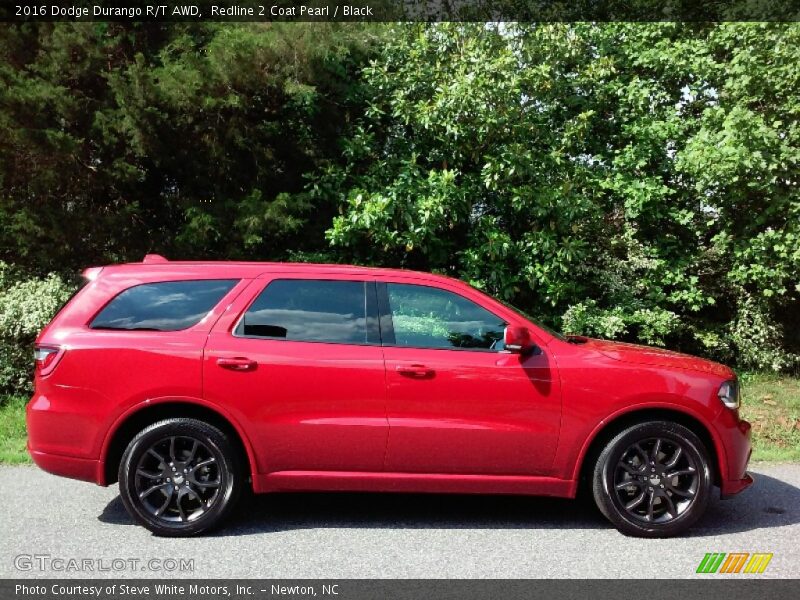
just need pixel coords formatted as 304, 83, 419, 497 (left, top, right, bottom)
594, 421, 712, 537
119, 418, 240, 537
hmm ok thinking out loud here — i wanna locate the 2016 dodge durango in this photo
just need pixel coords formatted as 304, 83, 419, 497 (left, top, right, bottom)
27, 255, 753, 537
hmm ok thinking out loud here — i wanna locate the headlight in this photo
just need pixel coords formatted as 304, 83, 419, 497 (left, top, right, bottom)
718, 380, 740, 410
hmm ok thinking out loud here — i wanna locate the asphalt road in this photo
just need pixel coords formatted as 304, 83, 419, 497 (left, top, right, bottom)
1, 463, 798, 579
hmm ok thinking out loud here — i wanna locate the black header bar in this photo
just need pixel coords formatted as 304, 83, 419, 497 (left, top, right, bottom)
2, 0, 800, 22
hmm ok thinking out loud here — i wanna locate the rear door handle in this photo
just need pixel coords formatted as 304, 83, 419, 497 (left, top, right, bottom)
216, 357, 257, 371
395, 363, 434, 378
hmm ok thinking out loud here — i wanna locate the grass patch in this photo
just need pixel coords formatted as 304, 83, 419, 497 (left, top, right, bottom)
0, 395, 29, 464
0, 374, 798, 465
739, 373, 800, 462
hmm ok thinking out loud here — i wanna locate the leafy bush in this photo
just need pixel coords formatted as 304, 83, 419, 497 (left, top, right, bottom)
320, 23, 800, 372
729, 294, 799, 373
0, 263, 77, 396
1, 23, 798, 374
562, 300, 682, 347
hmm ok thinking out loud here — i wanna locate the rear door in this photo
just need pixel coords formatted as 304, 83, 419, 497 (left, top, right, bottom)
203, 275, 388, 474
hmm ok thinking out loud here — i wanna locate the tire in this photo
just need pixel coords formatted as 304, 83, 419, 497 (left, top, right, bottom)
592, 421, 712, 538
119, 418, 242, 536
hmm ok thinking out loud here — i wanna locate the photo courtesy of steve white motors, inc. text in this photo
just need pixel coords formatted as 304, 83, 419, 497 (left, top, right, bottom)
15, 4, 376, 18
15, 583, 339, 597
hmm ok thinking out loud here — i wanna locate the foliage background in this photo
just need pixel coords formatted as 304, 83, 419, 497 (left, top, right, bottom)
1, 22, 798, 394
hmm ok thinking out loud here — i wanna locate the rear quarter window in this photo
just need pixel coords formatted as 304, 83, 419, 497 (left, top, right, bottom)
90, 279, 237, 331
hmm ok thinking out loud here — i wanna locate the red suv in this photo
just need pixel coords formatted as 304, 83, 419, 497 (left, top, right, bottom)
27, 256, 752, 537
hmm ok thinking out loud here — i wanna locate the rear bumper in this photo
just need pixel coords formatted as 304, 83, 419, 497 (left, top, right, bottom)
28, 445, 101, 484
26, 388, 106, 484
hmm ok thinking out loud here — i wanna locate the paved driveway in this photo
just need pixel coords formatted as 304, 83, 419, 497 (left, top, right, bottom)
1, 463, 798, 578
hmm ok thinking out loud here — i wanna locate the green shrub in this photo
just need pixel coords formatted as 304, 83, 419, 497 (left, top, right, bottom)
561, 300, 682, 348
320, 23, 800, 374
729, 294, 799, 373
0, 262, 77, 396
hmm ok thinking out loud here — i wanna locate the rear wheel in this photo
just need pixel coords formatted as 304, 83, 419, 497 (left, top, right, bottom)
119, 418, 242, 536
592, 421, 712, 537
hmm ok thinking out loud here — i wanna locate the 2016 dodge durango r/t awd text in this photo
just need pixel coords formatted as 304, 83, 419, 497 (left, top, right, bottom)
27, 256, 753, 537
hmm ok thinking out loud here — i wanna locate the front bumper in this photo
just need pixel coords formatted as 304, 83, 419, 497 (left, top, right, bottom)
721, 472, 754, 499
718, 416, 753, 498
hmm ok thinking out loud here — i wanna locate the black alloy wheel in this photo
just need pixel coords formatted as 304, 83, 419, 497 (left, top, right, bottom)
592, 421, 712, 537
134, 435, 221, 522
119, 418, 242, 536
613, 437, 699, 523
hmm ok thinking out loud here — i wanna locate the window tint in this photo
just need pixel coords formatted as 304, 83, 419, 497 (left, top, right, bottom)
385, 283, 506, 350
91, 280, 237, 331
237, 279, 368, 344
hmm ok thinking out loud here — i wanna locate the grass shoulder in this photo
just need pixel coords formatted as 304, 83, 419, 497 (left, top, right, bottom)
739, 372, 800, 462
0, 395, 28, 464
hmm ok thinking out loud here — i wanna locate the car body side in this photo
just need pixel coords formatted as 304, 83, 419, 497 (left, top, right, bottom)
26, 262, 752, 499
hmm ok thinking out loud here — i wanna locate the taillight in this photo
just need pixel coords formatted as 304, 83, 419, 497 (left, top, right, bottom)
34, 345, 63, 376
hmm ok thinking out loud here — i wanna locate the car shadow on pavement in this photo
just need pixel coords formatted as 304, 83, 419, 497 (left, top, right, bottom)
98, 472, 800, 538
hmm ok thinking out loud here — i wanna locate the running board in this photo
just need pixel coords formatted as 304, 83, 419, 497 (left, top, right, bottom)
254, 470, 575, 497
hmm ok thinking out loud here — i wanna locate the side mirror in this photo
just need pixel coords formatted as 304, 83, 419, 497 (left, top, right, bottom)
504, 326, 534, 354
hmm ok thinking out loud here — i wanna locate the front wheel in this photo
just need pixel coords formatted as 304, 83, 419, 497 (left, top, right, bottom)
119, 418, 242, 536
592, 421, 712, 538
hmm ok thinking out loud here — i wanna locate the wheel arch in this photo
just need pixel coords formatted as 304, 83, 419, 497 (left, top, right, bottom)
100, 399, 257, 488
574, 407, 723, 497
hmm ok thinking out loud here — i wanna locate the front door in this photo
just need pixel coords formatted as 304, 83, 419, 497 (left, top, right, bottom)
379, 281, 561, 475
204, 276, 388, 474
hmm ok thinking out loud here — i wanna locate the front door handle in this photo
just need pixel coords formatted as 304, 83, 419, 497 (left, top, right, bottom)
396, 363, 434, 378
216, 357, 257, 371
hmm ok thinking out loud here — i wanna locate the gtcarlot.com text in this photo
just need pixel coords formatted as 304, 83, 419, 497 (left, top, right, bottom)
13, 554, 194, 573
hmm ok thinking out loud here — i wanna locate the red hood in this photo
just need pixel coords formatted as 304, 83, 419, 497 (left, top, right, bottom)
570, 336, 735, 379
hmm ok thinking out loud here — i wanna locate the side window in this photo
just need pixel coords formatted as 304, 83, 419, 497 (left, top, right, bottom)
236, 279, 369, 344
384, 283, 506, 350
90, 280, 237, 331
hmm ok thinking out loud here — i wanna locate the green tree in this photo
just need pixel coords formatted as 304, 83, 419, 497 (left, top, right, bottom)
0, 22, 381, 271
2, 22, 797, 372
323, 23, 800, 371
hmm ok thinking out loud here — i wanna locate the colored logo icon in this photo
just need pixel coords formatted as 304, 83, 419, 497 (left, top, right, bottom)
696, 553, 773, 574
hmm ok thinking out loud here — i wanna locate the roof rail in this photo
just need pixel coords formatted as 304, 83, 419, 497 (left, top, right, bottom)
142, 254, 169, 264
